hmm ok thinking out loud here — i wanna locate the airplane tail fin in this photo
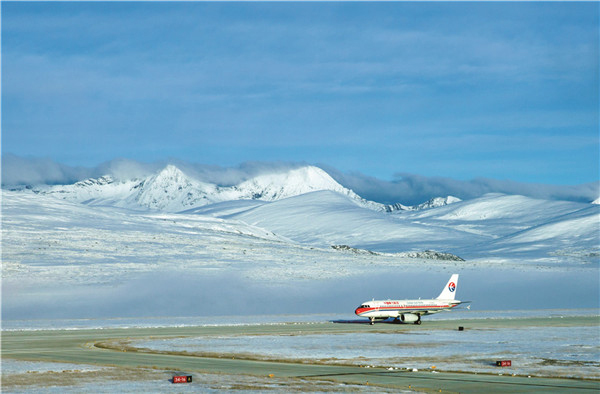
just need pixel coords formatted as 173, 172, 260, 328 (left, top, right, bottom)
437, 274, 459, 300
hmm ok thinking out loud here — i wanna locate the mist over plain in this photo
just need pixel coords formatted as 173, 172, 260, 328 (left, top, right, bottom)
4, 268, 598, 320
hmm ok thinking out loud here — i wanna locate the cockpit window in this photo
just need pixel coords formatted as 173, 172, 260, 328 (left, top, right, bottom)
360, 304, 370, 308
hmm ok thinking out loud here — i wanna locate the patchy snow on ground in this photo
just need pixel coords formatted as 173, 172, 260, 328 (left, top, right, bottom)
1, 358, 398, 393
132, 323, 599, 379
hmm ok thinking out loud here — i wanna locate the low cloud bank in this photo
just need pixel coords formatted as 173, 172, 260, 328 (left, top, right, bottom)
1, 155, 307, 188
172, 160, 309, 187
1, 154, 93, 186
2, 154, 597, 204
3, 269, 598, 320
325, 168, 599, 205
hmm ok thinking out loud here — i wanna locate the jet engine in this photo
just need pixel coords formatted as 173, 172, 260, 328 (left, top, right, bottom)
400, 313, 420, 323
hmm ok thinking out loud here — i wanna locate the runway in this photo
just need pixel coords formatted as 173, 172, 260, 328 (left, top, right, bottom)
3, 316, 599, 392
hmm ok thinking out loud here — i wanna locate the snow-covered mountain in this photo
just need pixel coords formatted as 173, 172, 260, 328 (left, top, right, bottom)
131, 165, 218, 211
4, 186, 598, 262
384, 196, 462, 212
7, 163, 599, 261
227, 190, 484, 253
26, 165, 380, 212
20, 164, 466, 214
212, 191, 598, 258
26, 164, 218, 211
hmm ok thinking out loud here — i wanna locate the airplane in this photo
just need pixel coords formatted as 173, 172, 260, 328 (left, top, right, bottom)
354, 274, 468, 325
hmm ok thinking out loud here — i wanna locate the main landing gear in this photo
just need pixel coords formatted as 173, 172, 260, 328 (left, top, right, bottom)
392, 316, 422, 324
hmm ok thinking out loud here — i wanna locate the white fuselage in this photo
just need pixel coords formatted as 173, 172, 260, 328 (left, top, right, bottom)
354, 298, 461, 320
354, 274, 464, 324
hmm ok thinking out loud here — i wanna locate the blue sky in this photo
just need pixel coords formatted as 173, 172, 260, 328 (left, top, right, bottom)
2, 2, 599, 186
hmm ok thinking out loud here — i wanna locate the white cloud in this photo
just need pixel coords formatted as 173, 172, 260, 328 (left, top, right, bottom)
1, 154, 91, 186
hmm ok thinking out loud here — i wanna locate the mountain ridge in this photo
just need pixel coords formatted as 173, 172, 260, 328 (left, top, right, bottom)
18, 164, 458, 213
3, 173, 598, 261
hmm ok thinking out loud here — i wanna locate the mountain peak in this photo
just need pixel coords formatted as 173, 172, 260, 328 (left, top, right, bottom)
133, 165, 214, 211
385, 195, 462, 213
154, 164, 187, 181
74, 175, 115, 188
419, 196, 462, 209
240, 166, 346, 199
140, 165, 193, 193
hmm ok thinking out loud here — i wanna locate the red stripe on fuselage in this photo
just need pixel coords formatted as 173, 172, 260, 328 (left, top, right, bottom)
354, 304, 456, 316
